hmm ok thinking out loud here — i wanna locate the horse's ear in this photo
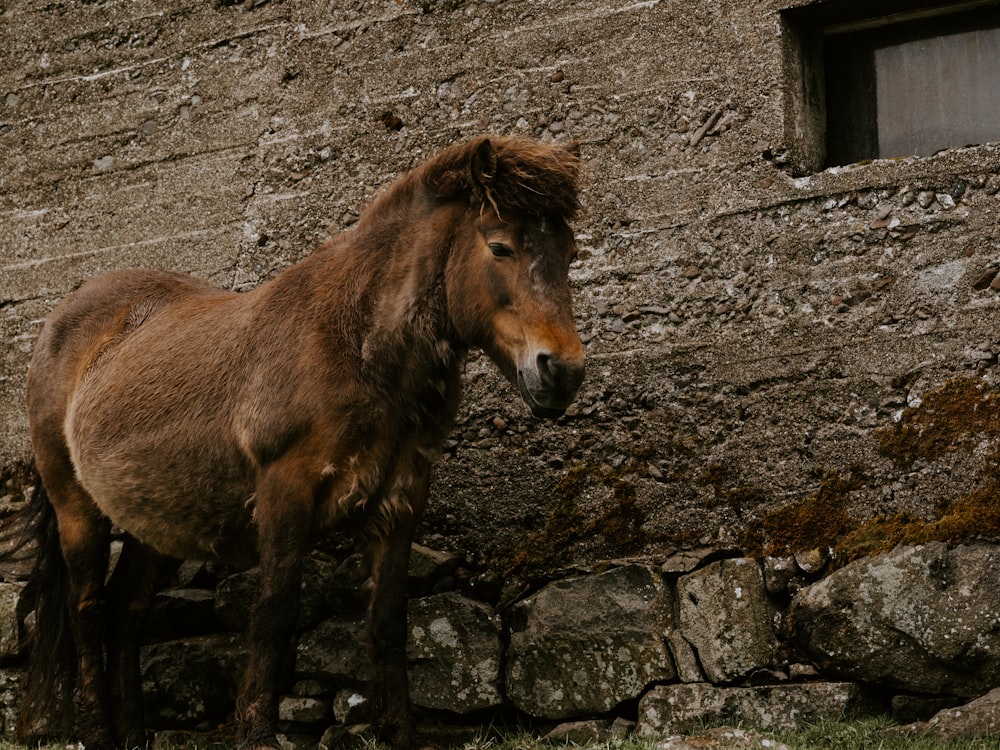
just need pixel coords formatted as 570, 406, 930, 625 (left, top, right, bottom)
470, 138, 498, 189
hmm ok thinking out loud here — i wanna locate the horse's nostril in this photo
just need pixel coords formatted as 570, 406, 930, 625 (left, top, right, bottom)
520, 350, 585, 416
535, 350, 584, 393
536, 351, 557, 387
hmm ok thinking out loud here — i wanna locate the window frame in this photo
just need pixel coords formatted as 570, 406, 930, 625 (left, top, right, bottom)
781, 0, 1000, 174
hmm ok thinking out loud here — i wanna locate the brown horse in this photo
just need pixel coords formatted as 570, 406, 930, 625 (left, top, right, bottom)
15, 136, 584, 749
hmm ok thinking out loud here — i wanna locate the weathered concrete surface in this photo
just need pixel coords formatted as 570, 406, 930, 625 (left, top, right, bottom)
2, 0, 999, 575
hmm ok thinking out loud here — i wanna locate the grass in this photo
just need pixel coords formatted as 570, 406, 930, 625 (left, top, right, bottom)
0, 718, 994, 750
766, 717, 997, 749
475, 720, 997, 750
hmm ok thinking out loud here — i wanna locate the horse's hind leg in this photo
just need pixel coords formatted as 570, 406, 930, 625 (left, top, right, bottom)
106, 535, 178, 748
47, 475, 114, 747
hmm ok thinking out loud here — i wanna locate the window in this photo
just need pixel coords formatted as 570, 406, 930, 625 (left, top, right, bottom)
782, 0, 1000, 172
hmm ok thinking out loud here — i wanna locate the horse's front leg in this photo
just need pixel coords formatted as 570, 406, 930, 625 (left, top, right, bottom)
236, 471, 313, 750
365, 473, 429, 750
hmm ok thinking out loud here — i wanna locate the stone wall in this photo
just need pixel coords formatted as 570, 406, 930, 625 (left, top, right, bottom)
1, 541, 997, 743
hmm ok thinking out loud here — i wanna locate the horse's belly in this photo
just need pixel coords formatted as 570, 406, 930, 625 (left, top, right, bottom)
82, 455, 257, 565
68, 407, 259, 566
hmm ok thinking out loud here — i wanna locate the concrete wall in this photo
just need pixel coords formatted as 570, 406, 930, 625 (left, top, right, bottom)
2, 0, 999, 573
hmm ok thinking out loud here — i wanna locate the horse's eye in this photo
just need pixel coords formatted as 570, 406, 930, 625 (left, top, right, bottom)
489, 242, 514, 258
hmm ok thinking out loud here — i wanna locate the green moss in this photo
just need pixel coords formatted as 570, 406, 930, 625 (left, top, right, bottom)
834, 486, 1000, 565
749, 458, 1000, 566
498, 456, 653, 581
832, 514, 915, 561
745, 471, 859, 557
723, 485, 771, 517
753, 445, 1000, 565
877, 376, 1000, 469
589, 476, 644, 547
747, 484, 1000, 567
700, 460, 732, 491
501, 469, 591, 579
840, 376, 1000, 562
744, 378, 1000, 562
500, 377, 1000, 576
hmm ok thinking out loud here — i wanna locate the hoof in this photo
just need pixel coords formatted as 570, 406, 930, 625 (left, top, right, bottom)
237, 734, 284, 750
373, 721, 417, 750
318, 724, 371, 750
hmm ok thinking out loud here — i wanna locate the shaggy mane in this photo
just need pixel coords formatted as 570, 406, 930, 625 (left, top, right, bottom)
413, 135, 582, 220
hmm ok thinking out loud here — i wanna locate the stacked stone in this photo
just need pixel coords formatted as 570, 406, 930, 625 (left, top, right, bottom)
1, 542, 997, 745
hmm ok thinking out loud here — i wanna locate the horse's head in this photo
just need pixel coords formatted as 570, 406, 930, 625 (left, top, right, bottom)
436, 137, 585, 418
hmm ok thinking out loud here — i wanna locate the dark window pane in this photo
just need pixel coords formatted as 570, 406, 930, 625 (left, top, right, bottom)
825, 38, 879, 165
875, 27, 1000, 157
795, 2, 1000, 169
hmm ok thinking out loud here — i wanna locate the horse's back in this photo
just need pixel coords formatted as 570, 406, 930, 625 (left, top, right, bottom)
32, 269, 219, 376
30, 268, 213, 418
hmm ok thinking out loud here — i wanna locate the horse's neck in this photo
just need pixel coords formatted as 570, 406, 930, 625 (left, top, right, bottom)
286, 209, 461, 380
363, 238, 456, 369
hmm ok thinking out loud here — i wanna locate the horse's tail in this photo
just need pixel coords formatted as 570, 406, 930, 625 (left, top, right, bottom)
0, 465, 75, 739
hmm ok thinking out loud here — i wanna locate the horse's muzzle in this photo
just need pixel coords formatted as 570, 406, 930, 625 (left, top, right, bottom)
517, 350, 585, 419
